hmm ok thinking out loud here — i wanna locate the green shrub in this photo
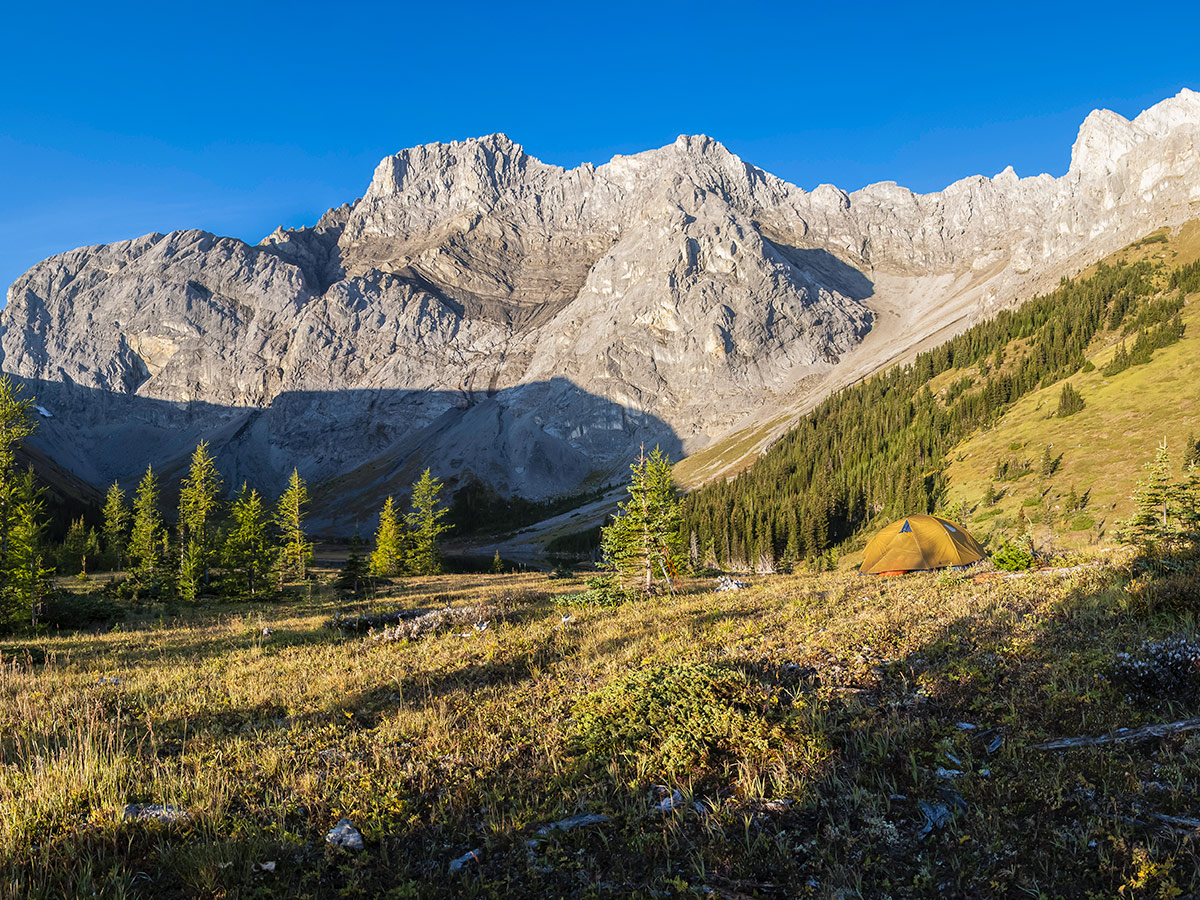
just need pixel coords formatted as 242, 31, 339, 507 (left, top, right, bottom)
1069, 515, 1096, 531
993, 541, 1036, 572
39, 591, 124, 629
1022, 496, 1041, 508
578, 575, 638, 607
571, 663, 826, 788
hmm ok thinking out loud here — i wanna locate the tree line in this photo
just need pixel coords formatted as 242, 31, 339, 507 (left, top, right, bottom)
0, 373, 453, 630
682, 257, 1191, 571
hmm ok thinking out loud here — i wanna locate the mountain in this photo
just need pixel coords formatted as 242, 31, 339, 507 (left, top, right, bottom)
3, 90, 1200, 530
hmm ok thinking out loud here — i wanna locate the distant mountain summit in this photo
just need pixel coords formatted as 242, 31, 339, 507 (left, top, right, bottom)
3, 90, 1199, 529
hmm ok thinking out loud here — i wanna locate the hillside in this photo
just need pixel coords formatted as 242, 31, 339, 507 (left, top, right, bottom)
681, 220, 1200, 570
942, 223, 1200, 551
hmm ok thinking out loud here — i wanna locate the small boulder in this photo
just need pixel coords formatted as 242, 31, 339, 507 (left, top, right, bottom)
123, 803, 190, 823
326, 818, 364, 851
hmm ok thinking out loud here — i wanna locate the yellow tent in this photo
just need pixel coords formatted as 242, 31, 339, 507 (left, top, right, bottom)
859, 514, 986, 575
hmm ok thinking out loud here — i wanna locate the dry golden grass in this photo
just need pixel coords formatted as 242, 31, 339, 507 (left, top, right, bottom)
4, 560, 1200, 897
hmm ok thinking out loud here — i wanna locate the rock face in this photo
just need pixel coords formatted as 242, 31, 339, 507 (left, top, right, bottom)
3, 90, 1200, 527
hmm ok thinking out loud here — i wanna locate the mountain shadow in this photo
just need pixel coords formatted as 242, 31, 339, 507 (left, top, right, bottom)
7, 374, 683, 537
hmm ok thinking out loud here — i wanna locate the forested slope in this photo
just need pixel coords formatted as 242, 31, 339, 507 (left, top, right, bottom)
682, 224, 1200, 570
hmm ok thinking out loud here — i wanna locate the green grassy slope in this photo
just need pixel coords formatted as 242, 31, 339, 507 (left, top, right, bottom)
942, 223, 1200, 550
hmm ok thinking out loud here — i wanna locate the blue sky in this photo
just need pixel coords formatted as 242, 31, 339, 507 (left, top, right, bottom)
2, 1, 1199, 295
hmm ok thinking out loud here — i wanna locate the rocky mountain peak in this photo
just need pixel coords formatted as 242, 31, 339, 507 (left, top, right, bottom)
4, 90, 1199, 529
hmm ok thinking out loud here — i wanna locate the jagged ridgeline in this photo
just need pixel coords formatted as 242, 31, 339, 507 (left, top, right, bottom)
682, 258, 1196, 568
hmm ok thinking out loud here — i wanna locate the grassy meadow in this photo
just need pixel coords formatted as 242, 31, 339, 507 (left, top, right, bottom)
4, 559, 1200, 898
938, 222, 1200, 552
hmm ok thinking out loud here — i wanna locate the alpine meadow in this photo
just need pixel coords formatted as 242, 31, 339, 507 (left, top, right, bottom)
6, 42, 1200, 900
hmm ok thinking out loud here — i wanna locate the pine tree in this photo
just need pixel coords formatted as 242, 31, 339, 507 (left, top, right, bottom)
600, 446, 684, 594
1178, 463, 1200, 546
177, 441, 223, 600
1120, 440, 1176, 550
0, 376, 36, 621
102, 482, 130, 572
128, 466, 165, 580
405, 469, 451, 576
274, 468, 311, 584
1184, 430, 1200, 470
336, 529, 369, 594
369, 496, 403, 577
222, 483, 273, 597
5, 471, 51, 628
1057, 382, 1085, 417
58, 517, 99, 576
490, 550, 503, 574
1039, 446, 1057, 478
983, 483, 997, 507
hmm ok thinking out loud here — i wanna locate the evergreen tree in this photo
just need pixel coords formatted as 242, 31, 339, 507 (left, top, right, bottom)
177, 441, 223, 600
405, 469, 451, 576
128, 466, 165, 580
600, 446, 684, 594
369, 496, 404, 577
1178, 463, 1200, 546
491, 550, 503, 574
102, 482, 130, 572
1039, 446, 1057, 477
58, 517, 99, 576
5, 471, 51, 628
222, 483, 273, 597
0, 376, 36, 620
983, 483, 998, 507
0, 379, 51, 628
274, 468, 311, 583
1184, 430, 1200, 470
1120, 440, 1176, 550
1057, 382, 1085, 417
337, 529, 368, 594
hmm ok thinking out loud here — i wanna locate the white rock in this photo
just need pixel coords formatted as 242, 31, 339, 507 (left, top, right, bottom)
325, 818, 364, 851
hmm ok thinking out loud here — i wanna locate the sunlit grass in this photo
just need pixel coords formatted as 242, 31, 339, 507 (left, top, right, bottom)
3, 562, 1200, 897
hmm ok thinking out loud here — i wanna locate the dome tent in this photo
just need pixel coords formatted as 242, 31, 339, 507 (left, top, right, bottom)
859, 514, 986, 575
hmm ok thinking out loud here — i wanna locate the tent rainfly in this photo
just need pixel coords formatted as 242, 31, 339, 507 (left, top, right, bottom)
859, 514, 986, 575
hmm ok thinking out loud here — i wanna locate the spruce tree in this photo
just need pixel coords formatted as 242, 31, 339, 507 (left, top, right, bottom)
0, 379, 50, 628
102, 482, 129, 572
1057, 382, 1085, 417
178, 441, 223, 600
1039, 446, 1057, 477
0, 376, 35, 610
600, 446, 684, 594
490, 550, 503, 574
59, 517, 99, 576
274, 468, 311, 583
1184, 430, 1200, 470
128, 466, 165, 580
369, 496, 404, 577
337, 529, 368, 594
1178, 463, 1200, 546
405, 469, 451, 576
222, 483, 273, 597
6, 471, 51, 628
1120, 440, 1175, 550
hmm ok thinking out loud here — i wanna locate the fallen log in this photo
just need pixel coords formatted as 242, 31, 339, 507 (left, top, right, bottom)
1032, 716, 1200, 750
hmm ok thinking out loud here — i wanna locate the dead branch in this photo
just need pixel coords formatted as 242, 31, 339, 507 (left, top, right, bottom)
1032, 716, 1200, 750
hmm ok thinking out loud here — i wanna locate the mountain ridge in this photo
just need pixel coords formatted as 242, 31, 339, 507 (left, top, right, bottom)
3, 90, 1199, 530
